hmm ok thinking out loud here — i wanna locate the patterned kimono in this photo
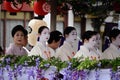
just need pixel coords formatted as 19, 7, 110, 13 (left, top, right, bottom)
74, 45, 101, 60
101, 44, 120, 59
6, 43, 27, 56
29, 42, 55, 60
55, 41, 77, 61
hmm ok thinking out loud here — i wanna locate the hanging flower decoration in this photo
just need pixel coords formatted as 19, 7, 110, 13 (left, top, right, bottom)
33, 0, 51, 16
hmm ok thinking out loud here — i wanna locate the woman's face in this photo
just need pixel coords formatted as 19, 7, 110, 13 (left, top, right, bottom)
87, 35, 97, 48
40, 28, 50, 42
53, 39, 61, 49
13, 31, 25, 46
113, 34, 120, 47
67, 30, 77, 42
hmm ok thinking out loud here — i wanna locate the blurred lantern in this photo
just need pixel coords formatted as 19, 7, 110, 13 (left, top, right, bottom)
33, 0, 50, 16
4, 0, 23, 15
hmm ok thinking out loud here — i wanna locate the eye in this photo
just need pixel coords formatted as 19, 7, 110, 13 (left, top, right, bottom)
27, 26, 32, 34
43, 32, 46, 34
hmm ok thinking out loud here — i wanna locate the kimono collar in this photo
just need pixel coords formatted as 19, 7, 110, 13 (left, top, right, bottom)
64, 41, 73, 48
110, 43, 119, 50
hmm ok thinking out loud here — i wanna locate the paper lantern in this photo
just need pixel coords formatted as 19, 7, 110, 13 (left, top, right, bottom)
27, 18, 47, 46
4, 0, 23, 13
33, 0, 50, 16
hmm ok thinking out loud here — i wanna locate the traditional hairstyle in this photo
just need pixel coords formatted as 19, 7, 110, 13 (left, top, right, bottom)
48, 30, 62, 44
82, 30, 96, 43
64, 26, 76, 36
109, 29, 120, 42
38, 26, 49, 34
11, 25, 28, 37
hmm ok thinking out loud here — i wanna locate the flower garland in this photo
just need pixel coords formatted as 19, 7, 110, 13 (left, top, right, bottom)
1, 55, 120, 80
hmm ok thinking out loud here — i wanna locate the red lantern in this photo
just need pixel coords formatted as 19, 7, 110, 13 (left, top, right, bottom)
33, 0, 50, 16
4, 0, 23, 13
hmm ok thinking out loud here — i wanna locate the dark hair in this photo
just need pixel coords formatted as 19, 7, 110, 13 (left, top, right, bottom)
38, 26, 49, 34
93, 31, 99, 35
109, 29, 120, 42
11, 25, 28, 37
64, 26, 76, 36
82, 30, 96, 43
48, 30, 62, 44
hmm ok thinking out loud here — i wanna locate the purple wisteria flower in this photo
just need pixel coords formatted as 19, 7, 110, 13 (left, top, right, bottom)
35, 58, 40, 68
17, 65, 23, 76
110, 69, 116, 80
115, 72, 120, 80
54, 72, 63, 79
27, 67, 35, 80
67, 61, 72, 69
79, 70, 88, 80
0, 67, 3, 76
43, 66, 57, 80
59, 67, 72, 80
6, 65, 11, 71
71, 70, 79, 80
44, 63, 50, 68
95, 69, 100, 80
5, 58, 11, 64
0, 68, 4, 80
36, 68, 44, 79
113, 68, 120, 80
8, 70, 13, 80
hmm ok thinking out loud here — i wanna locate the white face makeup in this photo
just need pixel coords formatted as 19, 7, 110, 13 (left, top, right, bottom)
87, 35, 97, 49
66, 30, 77, 43
95, 33, 101, 48
39, 28, 50, 42
113, 34, 120, 47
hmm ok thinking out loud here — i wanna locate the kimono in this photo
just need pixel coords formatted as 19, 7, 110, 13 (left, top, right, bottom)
6, 43, 27, 56
101, 44, 120, 59
55, 41, 77, 61
29, 42, 55, 60
72, 38, 83, 51
48, 47, 56, 55
74, 45, 101, 60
